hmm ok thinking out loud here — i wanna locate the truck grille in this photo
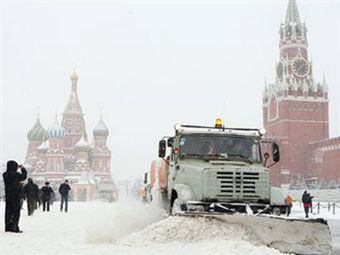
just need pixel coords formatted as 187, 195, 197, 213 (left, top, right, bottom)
216, 171, 260, 199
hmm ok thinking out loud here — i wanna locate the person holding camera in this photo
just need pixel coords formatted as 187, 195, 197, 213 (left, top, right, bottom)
2, 160, 27, 233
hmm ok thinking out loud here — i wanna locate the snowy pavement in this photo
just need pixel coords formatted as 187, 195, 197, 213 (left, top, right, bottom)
0, 200, 339, 255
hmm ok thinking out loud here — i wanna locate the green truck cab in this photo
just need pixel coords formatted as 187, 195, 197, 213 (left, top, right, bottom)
157, 122, 286, 215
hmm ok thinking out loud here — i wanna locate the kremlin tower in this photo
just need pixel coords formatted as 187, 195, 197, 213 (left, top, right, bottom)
262, 0, 340, 187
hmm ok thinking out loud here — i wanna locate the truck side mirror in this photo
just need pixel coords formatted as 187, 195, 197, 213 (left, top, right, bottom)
143, 172, 148, 184
272, 143, 280, 162
167, 137, 174, 147
159, 140, 166, 158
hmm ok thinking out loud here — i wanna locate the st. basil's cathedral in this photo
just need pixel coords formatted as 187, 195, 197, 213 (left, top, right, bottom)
24, 70, 118, 201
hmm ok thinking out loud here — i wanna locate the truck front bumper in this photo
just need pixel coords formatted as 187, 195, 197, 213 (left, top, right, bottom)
185, 200, 273, 214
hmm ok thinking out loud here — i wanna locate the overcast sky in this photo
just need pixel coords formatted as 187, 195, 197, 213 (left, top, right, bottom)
1, 0, 340, 180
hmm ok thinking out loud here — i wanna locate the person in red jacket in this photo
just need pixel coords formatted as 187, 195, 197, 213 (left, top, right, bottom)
302, 190, 312, 218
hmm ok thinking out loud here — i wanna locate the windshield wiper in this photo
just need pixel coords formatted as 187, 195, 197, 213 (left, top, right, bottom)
226, 154, 254, 164
204, 154, 230, 160
180, 153, 253, 164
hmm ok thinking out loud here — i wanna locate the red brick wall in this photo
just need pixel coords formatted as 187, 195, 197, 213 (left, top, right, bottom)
307, 138, 340, 183
263, 97, 329, 185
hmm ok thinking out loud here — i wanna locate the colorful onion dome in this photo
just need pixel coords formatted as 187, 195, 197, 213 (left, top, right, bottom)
47, 120, 65, 139
27, 118, 47, 142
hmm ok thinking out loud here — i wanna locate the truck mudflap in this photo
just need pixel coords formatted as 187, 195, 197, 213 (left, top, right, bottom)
175, 212, 332, 255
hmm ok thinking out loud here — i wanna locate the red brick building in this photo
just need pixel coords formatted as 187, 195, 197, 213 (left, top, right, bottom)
263, 0, 340, 187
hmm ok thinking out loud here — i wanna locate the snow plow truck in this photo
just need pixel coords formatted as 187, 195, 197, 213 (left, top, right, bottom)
142, 120, 332, 255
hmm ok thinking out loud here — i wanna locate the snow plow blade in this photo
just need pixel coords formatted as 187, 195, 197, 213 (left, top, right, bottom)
178, 212, 332, 255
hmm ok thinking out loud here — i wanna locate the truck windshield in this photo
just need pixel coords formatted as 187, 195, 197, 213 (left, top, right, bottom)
178, 135, 261, 162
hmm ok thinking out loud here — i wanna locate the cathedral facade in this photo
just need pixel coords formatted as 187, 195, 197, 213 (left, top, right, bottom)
263, 0, 340, 187
25, 70, 118, 201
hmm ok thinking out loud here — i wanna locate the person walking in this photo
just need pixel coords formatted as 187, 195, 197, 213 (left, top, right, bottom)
59, 180, 71, 212
302, 190, 311, 218
23, 178, 39, 216
2, 161, 27, 232
41, 182, 53, 212
284, 194, 294, 216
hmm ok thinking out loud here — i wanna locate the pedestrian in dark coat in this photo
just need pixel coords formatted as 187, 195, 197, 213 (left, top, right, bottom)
302, 190, 311, 218
23, 178, 39, 216
2, 160, 27, 232
59, 180, 71, 212
41, 182, 53, 212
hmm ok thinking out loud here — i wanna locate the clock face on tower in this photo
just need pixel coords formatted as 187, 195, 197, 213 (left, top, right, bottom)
292, 58, 310, 78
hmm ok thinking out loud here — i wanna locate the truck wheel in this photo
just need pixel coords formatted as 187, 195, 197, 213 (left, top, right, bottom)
171, 198, 183, 215
271, 207, 281, 216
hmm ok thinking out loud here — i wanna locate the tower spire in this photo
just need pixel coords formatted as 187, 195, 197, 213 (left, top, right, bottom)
71, 67, 79, 88
285, 0, 301, 24
64, 69, 82, 113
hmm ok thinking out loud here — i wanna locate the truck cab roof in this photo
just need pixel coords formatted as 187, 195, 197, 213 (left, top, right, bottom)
175, 124, 263, 138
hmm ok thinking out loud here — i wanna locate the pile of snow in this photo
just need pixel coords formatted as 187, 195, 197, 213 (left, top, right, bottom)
121, 216, 256, 245
83, 199, 288, 254
118, 215, 287, 255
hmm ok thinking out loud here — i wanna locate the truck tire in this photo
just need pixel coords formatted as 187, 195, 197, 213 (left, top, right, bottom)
271, 206, 281, 216
171, 198, 185, 215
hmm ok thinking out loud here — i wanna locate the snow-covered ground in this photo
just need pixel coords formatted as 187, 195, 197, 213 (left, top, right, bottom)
0, 199, 339, 255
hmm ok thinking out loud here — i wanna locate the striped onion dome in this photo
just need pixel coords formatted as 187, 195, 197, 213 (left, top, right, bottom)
93, 118, 109, 136
75, 136, 91, 151
47, 120, 65, 139
27, 118, 47, 142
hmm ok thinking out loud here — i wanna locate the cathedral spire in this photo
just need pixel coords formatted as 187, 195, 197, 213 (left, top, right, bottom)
285, 0, 301, 24
64, 69, 82, 113
71, 67, 79, 88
